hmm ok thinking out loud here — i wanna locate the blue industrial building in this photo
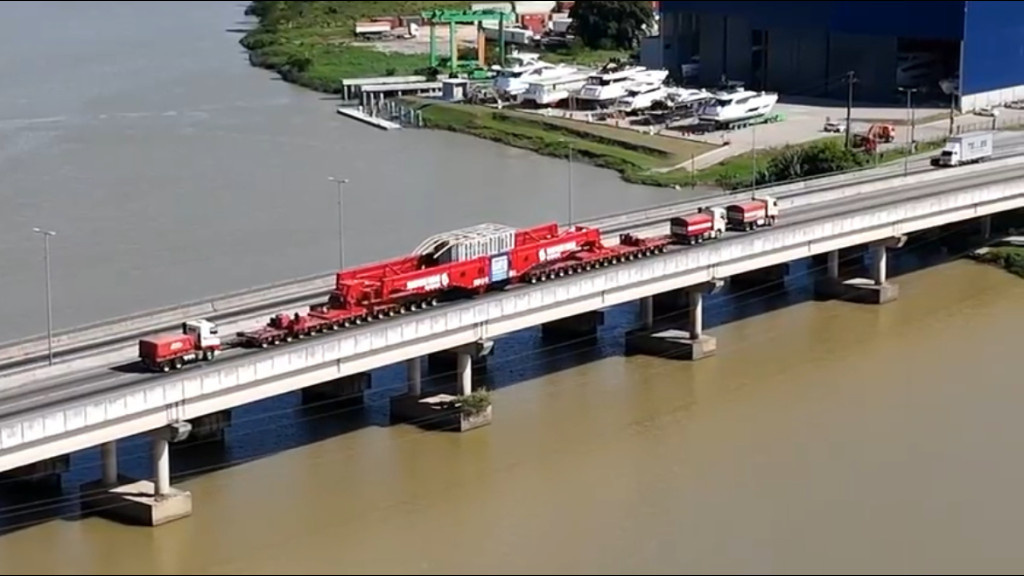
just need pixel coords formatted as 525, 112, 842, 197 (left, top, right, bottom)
659, 1, 1024, 110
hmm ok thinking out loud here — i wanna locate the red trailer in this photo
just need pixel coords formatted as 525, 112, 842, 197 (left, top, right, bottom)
725, 195, 779, 231
670, 207, 727, 245
138, 319, 223, 372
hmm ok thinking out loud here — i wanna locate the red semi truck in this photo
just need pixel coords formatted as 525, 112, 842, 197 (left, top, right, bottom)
670, 207, 726, 244
138, 319, 223, 372
726, 196, 779, 231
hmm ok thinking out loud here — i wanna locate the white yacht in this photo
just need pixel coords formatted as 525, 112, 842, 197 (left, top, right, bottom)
661, 86, 713, 109
618, 81, 669, 112
519, 71, 592, 106
575, 63, 651, 106
697, 84, 778, 124
492, 53, 577, 97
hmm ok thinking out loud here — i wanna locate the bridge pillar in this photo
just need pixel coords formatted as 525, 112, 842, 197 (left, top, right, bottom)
301, 373, 370, 408
541, 311, 605, 341
101, 441, 118, 486
407, 357, 423, 396
80, 423, 193, 527
639, 296, 654, 330
730, 264, 789, 290
428, 339, 494, 372
625, 282, 721, 361
815, 238, 904, 305
827, 250, 840, 279
980, 215, 992, 239
390, 348, 492, 432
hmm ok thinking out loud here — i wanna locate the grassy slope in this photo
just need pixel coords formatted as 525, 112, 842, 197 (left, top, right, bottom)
241, 1, 472, 93
410, 100, 718, 186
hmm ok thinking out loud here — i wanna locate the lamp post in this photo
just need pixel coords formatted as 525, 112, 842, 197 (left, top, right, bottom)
32, 227, 56, 366
327, 176, 348, 269
559, 139, 574, 227
898, 87, 919, 176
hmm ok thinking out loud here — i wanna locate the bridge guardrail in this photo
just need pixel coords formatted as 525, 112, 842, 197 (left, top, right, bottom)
2, 149, 1021, 368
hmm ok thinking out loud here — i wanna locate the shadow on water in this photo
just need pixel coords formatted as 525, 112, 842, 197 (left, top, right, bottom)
0, 217, 1005, 536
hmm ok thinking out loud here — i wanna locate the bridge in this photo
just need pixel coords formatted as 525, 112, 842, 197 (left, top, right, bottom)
1, 149, 1023, 527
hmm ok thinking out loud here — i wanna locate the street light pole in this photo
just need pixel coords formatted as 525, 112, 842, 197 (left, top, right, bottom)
898, 87, 918, 176
327, 176, 348, 269
567, 142, 574, 227
32, 227, 56, 366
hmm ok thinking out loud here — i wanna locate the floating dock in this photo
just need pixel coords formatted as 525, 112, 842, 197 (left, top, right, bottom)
335, 107, 402, 131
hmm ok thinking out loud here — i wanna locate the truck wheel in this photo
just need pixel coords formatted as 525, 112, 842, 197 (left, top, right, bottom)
173, 358, 183, 370
207, 350, 216, 361
160, 363, 170, 373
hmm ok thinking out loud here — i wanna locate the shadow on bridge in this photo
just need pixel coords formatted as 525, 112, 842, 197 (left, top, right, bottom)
0, 214, 1015, 537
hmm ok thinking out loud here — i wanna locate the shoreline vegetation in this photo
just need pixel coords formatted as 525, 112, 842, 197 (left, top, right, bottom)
240, 1, 942, 190
971, 245, 1024, 278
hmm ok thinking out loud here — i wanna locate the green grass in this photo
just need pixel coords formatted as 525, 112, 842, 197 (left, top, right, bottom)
240, 1, 633, 94
408, 100, 717, 185
972, 246, 1024, 278
241, 1, 472, 92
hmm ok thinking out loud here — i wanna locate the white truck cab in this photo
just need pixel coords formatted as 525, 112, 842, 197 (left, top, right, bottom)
183, 319, 221, 349
698, 206, 728, 236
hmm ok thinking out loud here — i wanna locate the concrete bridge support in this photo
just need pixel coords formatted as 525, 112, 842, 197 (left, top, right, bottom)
639, 296, 654, 330
815, 237, 904, 305
626, 281, 723, 361
652, 289, 690, 321
301, 373, 370, 408
81, 423, 194, 527
541, 311, 605, 341
391, 345, 492, 433
980, 215, 992, 239
428, 339, 494, 372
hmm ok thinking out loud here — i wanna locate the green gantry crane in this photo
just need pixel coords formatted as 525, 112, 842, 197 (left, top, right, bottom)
420, 8, 510, 75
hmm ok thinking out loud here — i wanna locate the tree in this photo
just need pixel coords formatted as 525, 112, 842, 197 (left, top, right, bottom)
569, 0, 654, 51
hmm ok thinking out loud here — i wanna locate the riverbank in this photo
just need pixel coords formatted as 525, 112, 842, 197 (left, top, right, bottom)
240, 1, 629, 93
406, 100, 941, 190
971, 245, 1024, 278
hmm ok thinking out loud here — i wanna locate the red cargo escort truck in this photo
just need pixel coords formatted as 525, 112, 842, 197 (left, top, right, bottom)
138, 319, 223, 372
725, 195, 779, 231
669, 207, 726, 244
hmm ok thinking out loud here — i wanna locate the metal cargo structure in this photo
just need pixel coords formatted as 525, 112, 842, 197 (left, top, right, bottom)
413, 223, 517, 265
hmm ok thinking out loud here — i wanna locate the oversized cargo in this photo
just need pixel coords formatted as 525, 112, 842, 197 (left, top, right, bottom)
136, 199, 784, 372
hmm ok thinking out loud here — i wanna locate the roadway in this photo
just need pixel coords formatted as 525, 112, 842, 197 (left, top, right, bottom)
5, 134, 1024, 386
2, 159, 1022, 420
5, 134, 1024, 374
0, 152, 990, 395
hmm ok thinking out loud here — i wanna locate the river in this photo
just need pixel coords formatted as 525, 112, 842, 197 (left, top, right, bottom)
0, 0, 682, 343
2, 2, 1024, 575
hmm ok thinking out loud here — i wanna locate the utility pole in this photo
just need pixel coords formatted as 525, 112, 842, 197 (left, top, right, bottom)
898, 87, 919, 176
844, 71, 858, 149
32, 227, 57, 366
327, 176, 348, 269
